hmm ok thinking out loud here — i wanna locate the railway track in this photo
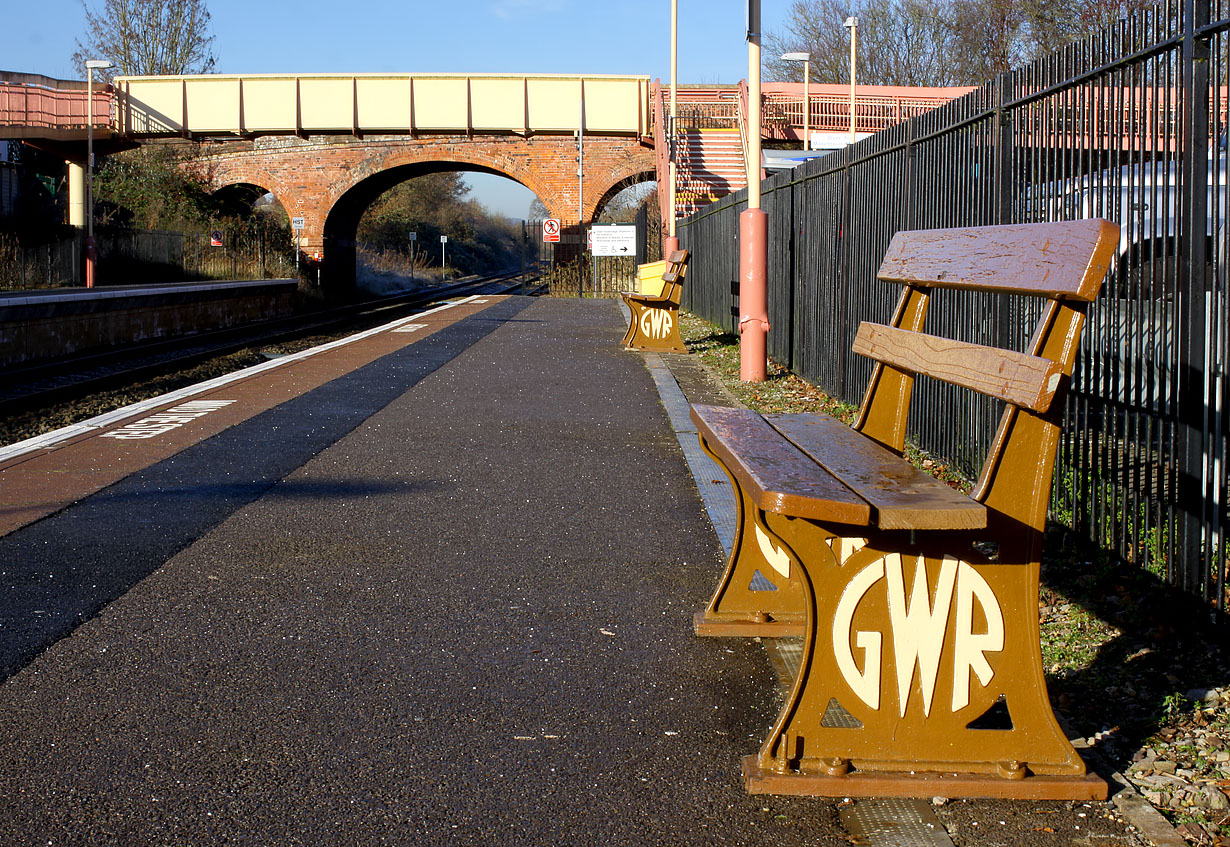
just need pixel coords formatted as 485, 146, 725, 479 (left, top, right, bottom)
0, 270, 540, 440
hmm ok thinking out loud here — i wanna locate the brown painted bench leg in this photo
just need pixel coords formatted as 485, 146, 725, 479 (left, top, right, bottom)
620, 294, 643, 347
694, 433, 871, 637
693, 433, 807, 636
741, 512, 1106, 800
624, 301, 687, 354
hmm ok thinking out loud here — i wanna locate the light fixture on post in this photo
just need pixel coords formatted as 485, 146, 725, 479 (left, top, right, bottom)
780, 52, 811, 150
843, 17, 858, 145
84, 59, 114, 289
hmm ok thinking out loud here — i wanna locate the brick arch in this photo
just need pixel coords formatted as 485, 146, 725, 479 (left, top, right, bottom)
324, 146, 556, 221
205, 161, 292, 211
206, 163, 300, 243
195, 134, 655, 293
320, 158, 542, 291
590, 167, 658, 222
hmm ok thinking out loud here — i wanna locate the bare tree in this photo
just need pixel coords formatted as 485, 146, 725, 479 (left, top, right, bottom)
944, 0, 1030, 82
765, 0, 958, 88
73, 0, 216, 80
766, 0, 1157, 89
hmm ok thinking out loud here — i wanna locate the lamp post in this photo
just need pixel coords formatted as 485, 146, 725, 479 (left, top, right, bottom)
780, 52, 811, 150
664, 0, 680, 258
843, 17, 858, 145
84, 59, 114, 289
740, 0, 768, 383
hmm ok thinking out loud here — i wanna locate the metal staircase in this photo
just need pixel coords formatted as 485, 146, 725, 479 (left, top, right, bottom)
654, 85, 750, 224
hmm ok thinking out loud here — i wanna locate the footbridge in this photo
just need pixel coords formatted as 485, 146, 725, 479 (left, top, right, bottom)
3, 72, 659, 287
1, 71, 971, 287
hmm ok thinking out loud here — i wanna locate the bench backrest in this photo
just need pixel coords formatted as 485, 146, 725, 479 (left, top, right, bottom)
636, 250, 689, 299
658, 249, 689, 304
853, 219, 1118, 537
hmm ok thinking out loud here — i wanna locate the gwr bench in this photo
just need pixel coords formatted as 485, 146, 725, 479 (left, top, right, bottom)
621, 250, 689, 354
690, 220, 1118, 800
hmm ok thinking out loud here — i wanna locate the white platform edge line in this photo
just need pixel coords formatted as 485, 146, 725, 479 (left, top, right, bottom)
0, 295, 482, 464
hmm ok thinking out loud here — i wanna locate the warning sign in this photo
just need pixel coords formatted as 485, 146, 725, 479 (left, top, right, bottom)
543, 218, 561, 243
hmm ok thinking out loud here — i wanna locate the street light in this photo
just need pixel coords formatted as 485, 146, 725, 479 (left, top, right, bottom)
85, 58, 114, 289
843, 17, 858, 145
740, 0, 769, 383
664, 0, 680, 258
780, 52, 811, 150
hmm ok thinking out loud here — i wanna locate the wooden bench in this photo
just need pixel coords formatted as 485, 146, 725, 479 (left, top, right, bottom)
690, 220, 1118, 800
621, 250, 688, 354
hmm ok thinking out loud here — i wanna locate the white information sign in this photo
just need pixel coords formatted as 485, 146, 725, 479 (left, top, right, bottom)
291, 217, 305, 230
590, 224, 637, 257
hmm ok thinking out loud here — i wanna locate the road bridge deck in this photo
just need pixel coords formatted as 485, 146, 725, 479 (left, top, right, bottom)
0, 295, 841, 844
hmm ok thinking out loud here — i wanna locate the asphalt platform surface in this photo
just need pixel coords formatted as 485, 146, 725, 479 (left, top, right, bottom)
0, 297, 848, 845
0, 296, 1160, 847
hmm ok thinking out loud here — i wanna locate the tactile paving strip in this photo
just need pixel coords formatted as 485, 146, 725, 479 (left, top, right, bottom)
643, 352, 737, 554
839, 798, 957, 847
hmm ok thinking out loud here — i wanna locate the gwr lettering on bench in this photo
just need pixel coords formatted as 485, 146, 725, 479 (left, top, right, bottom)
638, 308, 674, 341
832, 552, 1004, 717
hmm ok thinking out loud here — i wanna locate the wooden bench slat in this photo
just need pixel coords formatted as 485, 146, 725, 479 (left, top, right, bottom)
690, 405, 871, 525
876, 219, 1118, 301
766, 413, 987, 531
852, 322, 1065, 413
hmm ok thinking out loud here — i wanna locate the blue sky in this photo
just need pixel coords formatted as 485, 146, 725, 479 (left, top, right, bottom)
4, 0, 798, 217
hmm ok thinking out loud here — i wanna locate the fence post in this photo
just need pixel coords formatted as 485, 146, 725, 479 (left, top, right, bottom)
1179, 0, 1212, 598
836, 144, 853, 399
993, 74, 1017, 350
994, 73, 1015, 226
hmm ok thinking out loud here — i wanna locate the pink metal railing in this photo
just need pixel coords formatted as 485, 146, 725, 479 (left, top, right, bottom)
760, 83, 974, 138
0, 82, 113, 130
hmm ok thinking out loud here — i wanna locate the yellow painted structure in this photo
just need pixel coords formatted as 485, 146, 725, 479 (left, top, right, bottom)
635, 260, 669, 296
113, 73, 652, 138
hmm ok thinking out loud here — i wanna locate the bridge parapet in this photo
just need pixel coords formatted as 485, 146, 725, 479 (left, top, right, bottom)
112, 73, 652, 139
0, 79, 112, 140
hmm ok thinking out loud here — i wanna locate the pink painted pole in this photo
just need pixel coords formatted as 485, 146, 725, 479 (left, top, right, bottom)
740, 0, 768, 383
738, 207, 768, 382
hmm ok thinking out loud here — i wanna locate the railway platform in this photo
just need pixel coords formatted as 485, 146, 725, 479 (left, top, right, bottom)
0, 295, 1148, 845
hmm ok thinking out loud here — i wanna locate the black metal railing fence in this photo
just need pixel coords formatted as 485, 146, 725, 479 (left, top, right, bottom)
679, 0, 1230, 614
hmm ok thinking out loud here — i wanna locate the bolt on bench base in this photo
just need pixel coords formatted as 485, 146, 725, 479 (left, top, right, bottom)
743, 757, 1107, 801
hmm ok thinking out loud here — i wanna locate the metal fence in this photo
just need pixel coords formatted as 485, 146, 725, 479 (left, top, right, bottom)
679, 0, 1230, 615
529, 209, 661, 297
0, 226, 297, 289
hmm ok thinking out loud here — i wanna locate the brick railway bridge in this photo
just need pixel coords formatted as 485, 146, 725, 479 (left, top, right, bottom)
0, 71, 967, 288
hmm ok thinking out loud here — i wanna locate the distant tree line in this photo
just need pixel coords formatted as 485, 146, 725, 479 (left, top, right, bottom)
357, 173, 526, 277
